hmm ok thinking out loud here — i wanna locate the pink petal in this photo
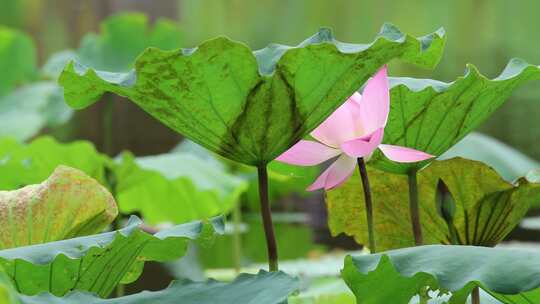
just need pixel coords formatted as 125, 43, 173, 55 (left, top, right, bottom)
310, 98, 361, 148
307, 154, 357, 191
357, 66, 390, 134
378, 144, 434, 163
276, 140, 340, 166
340, 128, 384, 158
348, 92, 365, 135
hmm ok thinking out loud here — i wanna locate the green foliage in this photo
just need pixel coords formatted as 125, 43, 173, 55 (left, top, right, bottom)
0, 137, 108, 189
342, 245, 540, 303
204, 250, 355, 303
113, 151, 247, 224
43, 12, 184, 75
326, 158, 540, 251
3, 12, 539, 302
41, 50, 77, 80
441, 132, 539, 182
246, 161, 320, 209
17, 271, 297, 304
60, 24, 445, 166
0, 0, 23, 29
0, 27, 71, 141
0, 267, 20, 304
0, 83, 72, 141
230, 161, 320, 211
0, 215, 223, 298
199, 215, 325, 268
242, 214, 325, 262
78, 12, 183, 72
174, 140, 319, 209
289, 277, 355, 304
1, 12, 183, 141
0, 166, 117, 249
369, 59, 540, 174
0, 137, 247, 225
0, 26, 35, 96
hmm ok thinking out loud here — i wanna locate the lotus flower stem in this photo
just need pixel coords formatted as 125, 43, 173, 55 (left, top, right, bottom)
257, 165, 278, 271
472, 287, 480, 304
407, 169, 423, 246
357, 158, 376, 253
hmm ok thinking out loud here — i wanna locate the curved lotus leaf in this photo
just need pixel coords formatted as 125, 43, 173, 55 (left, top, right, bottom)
0, 166, 117, 249
440, 132, 539, 182
369, 58, 540, 174
0, 215, 224, 298
0, 26, 36, 96
0, 137, 108, 190
326, 158, 540, 251
342, 245, 540, 304
113, 151, 248, 224
60, 24, 445, 166
16, 271, 296, 304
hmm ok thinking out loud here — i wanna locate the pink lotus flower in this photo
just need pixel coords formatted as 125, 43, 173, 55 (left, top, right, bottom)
276, 67, 434, 191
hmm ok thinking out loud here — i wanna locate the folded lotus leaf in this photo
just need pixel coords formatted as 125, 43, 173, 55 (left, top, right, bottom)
370, 59, 540, 174
326, 158, 540, 251
0, 165, 117, 249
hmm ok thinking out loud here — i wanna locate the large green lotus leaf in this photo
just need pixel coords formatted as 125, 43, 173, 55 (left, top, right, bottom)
370, 59, 540, 174
17, 271, 296, 304
326, 158, 540, 251
342, 245, 540, 304
60, 24, 445, 166
0, 166, 117, 249
0, 215, 223, 298
441, 133, 539, 182
0, 26, 36, 96
0, 137, 108, 190
113, 151, 248, 224
0, 83, 72, 141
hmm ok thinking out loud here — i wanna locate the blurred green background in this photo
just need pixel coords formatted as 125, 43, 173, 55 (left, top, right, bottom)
1, 0, 538, 160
